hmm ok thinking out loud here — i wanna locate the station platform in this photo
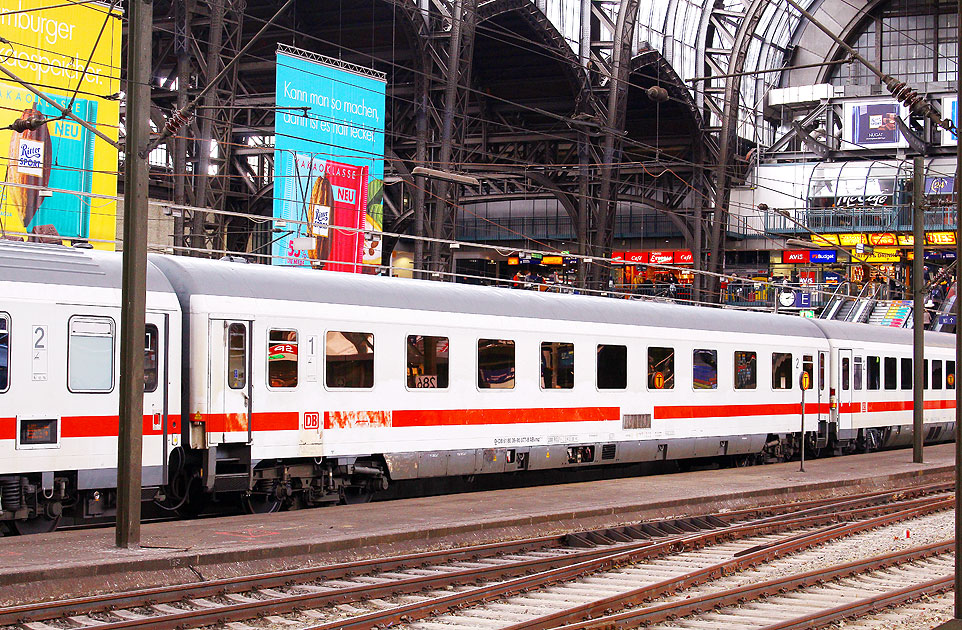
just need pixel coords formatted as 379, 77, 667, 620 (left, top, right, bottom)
0, 443, 956, 605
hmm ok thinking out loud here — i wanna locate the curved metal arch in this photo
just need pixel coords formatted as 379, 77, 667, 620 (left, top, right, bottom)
810, 0, 888, 84
629, 49, 704, 130
476, 0, 591, 103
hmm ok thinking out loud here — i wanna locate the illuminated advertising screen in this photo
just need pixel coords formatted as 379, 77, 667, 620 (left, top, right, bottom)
942, 97, 957, 146
273, 45, 386, 272
843, 101, 907, 150
0, 1, 121, 248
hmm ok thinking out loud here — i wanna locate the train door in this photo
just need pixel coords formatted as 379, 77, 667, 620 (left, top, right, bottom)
837, 349, 853, 430
208, 319, 253, 444
144, 312, 170, 485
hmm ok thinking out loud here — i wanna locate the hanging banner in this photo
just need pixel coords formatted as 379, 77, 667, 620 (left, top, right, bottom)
942, 97, 957, 146
273, 45, 386, 272
842, 101, 908, 150
0, 1, 121, 248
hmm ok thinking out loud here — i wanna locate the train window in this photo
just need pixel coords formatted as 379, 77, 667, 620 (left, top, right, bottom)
144, 324, 158, 393
227, 323, 247, 390
932, 360, 943, 390
326, 331, 374, 389
648, 347, 674, 390
924, 359, 929, 389
772, 353, 792, 390
407, 335, 449, 389
268, 329, 298, 388
734, 351, 756, 389
948, 361, 956, 389
0, 313, 8, 393
901, 358, 912, 390
597, 344, 627, 390
802, 355, 814, 390
541, 342, 574, 389
478, 339, 515, 389
854, 357, 863, 390
867, 356, 880, 390
883, 357, 897, 390
841, 357, 850, 391
67, 316, 115, 393
693, 349, 717, 390
819, 353, 825, 390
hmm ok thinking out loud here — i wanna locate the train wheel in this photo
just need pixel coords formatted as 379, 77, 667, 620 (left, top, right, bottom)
10, 515, 60, 535
341, 486, 375, 504
242, 493, 282, 514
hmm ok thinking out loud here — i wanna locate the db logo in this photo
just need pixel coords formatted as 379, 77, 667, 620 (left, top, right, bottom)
304, 412, 320, 430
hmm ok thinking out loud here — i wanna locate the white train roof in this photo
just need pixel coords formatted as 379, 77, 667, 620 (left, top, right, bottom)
150, 253, 826, 341
0, 241, 175, 293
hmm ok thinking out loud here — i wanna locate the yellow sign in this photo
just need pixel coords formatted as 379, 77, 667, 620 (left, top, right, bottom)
801, 372, 811, 390
861, 248, 900, 263
653, 372, 665, 389
542, 256, 564, 265
948, 373, 955, 388
0, 1, 121, 249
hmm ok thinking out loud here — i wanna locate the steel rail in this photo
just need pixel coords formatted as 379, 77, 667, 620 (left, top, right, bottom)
492, 497, 954, 630
290, 496, 952, 630
3, 483, 944, 625
554, 540, 955, 630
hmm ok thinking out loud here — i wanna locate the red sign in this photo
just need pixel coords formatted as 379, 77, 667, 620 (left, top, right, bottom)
613, 251, 650, 264
675, 251, 693, 264
783, 250, 810, 263
649, 251, 673, 264
304, 412, 320, 430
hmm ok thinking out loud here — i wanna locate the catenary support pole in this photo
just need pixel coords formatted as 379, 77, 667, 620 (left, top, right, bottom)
116, 0, 152, 548
955, 5, 962, 616
913, 156, 924, 464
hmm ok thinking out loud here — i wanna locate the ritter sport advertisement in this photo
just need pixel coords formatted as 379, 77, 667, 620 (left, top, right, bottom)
0, 0, 121, 249
273, 45, 386, 272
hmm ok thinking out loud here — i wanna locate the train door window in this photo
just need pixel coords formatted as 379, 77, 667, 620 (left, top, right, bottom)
541, 342, 574, 389
772, 352, 792, 390
407, 335, 449, 389
268, 329, 298, 388
932, 360, 943, 390
647, 347, 674, 390
693, 349, 717, 390
67, 316, 115, 393
144, 324, 158, 393
326, 331, 374, 388
867, 356, 881, 390
819, 353, 826, 390
597, 344, 627, 390
478, 338, 515, 389
948, 361, 956, 389
853, 357, 863, 390
841, 357, 850, 391
901, 358, 912, 390
883, 357, 897, 390
924, 359, 929, 389
227, 323, 247, 390
802, 355, 814, 390
0, 313, 8, 392
734, 351, 756, 389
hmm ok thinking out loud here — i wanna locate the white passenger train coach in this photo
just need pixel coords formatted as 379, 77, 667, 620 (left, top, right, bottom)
0, 241, 955, 532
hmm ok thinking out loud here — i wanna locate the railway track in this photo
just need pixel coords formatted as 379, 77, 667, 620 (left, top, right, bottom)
0, 484, 953, 630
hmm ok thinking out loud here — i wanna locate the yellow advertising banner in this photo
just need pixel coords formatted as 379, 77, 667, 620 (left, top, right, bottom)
0, 1, 121, 249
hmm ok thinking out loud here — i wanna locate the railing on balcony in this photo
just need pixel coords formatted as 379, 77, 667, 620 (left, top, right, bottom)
764, 204, 957, 235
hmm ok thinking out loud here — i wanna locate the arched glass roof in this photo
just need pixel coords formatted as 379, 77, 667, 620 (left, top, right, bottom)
499, 0, 817, 144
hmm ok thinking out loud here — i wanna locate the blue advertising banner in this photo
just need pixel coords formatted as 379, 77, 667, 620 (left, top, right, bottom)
809, 250, 837, 264
273, 45, 386, 271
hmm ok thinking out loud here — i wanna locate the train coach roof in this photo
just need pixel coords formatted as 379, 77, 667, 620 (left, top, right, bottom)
150, 254, 827, 339
0, 242, 175, 292
810, 317, 956, 349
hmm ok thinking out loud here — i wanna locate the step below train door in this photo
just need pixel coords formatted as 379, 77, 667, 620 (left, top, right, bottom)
837, 349, 853, 432
208, 319, 253, 445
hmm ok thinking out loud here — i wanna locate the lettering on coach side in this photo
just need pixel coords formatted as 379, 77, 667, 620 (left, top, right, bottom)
304, 412, 320, 430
